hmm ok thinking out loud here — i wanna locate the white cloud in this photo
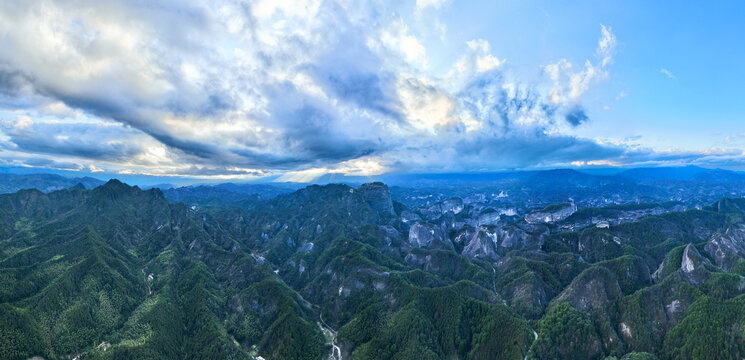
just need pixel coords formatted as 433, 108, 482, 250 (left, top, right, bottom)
14, 115, 32, 129
660, 68, 675, 79
416, 0, 450, 13
38, 102, 81, 118
543, 24, 617, 106
596, 24, 617, 67
6, 3, 725, 177
396, 76, 458, 132
447, 39, 504, 86
377, 18, 428, 68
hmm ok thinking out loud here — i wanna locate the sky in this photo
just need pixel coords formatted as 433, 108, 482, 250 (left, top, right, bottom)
0, 0, 744, 184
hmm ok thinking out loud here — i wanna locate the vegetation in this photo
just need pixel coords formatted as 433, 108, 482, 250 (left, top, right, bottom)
530, 302, 602, 360
2, 178, 745, 359
662, 295, 745, 359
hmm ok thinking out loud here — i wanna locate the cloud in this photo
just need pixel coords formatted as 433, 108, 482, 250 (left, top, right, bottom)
378, 18, 428, 68
1, 116, 158, 162
13, 115, 32, 129
565, 107, 589, 126
1, 3, 739, 178
725, 133, 745, 143
396, 77, 458, 132
0, 155, 84, 172
660, 68, 675, 79
415, 0, 450, 14
380, 131, 630, 173
448, 39, 504, 84
596, 24, 617, 67
544, 24, 616, 106
0, 0, 397, 172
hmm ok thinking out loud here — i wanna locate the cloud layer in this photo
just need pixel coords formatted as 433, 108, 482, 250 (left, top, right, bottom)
0, 0, 740, 179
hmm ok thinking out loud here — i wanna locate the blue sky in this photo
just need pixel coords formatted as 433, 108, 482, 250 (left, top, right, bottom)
0, 0, 743, 183
409, 0, 745, 150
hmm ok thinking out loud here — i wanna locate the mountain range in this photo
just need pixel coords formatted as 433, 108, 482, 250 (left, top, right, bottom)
1, 168, 745, 359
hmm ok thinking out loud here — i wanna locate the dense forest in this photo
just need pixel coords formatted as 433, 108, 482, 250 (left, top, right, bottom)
1, 179, 745, 359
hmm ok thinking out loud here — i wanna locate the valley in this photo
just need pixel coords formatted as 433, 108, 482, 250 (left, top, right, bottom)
2, 168, 745, 359
2, 1, 743, 358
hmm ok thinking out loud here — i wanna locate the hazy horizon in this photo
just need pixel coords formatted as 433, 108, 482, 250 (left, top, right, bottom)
2, 163, 743, 188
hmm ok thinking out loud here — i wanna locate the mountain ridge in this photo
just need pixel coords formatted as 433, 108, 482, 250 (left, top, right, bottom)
2, 176, 745, 359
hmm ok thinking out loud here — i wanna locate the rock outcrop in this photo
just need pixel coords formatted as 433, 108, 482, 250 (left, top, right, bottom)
453, 224, 542, 259
408, 222, 452, 250
420, 197, 464, 220
459, 227, 499, 259
553, 266, 622, 312
358, 182, 395, 216
704, 225, 745, 271
680, 243, 714, 285
525, 201, 577, 224
475, 210, 501, 226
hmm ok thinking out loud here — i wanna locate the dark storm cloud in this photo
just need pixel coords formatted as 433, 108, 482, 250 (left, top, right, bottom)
0, 155, 83, 171
565, 106, 589, 126
0, 68, 28, 96
385, 129, 629, 173
2, 120, 150, 161
20, 157, 83, 170
306, 27, 403, 122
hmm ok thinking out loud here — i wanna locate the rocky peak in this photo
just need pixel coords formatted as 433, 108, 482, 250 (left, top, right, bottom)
408, 222, 452, 250
682, 244, 707, 273
420, 197, 464, 220
358, 182, 395, 216
524, 201, 577, 224
681, 244, 697, 273
460, 227, 499, 260
102, 178, 130, 190
553, 266, 622, 312
680, 243, 713, 285
475, 209, 502, 226
90, 179, 167, 210
704, 225, 745, 271
440, 198, 464, 214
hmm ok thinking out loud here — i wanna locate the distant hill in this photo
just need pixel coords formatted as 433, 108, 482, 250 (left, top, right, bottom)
0, 173, 105, 194
617, 165, 745, 182
140, 183, 176, 190
3, 177, 745, 359
212, 182, 302, 198
161, 182, 300, 210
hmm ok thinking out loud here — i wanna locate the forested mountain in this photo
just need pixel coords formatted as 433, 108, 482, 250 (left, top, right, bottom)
160, 183, 300, 211
2, 177, 745, 359
2, 0, 743, 358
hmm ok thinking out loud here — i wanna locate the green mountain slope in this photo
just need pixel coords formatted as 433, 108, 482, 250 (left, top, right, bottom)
3, 180, 745, 359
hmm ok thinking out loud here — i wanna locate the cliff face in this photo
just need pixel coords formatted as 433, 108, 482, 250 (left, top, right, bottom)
459, 227, 499, 260
558, 203, 687, 231
420, 197, 465, 220
408, 222, 453, 250
357, 182, 395, 216
525, 202, 578, 224
704, 225, 745, 271
553, 266, 623, 312
680, 243, 714, 285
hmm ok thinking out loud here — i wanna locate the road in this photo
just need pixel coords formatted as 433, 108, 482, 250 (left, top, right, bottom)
319, 313, 342, 360
253, 252, 342, 360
